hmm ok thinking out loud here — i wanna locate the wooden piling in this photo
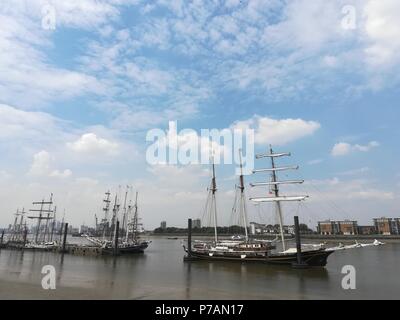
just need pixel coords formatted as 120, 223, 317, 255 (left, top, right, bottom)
62, 223, 68, 253
292, 216, 308, 269
114, 220, 119, 256
188, 218, 192, 256
23, 228, 28, 246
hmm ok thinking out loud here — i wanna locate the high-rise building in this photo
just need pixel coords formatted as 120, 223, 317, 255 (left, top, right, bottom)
160, 221, 167, 229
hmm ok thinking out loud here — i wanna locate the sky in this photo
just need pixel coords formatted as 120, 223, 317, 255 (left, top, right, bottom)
0, 0, 399, 230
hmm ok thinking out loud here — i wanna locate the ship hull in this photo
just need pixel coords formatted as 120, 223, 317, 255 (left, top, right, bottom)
102, 242, 149, 255
184, 249, 333, 267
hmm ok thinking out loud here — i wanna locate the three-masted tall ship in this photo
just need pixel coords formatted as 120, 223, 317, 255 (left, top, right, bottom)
86, 186, 150, 254
183, 147, 334, 267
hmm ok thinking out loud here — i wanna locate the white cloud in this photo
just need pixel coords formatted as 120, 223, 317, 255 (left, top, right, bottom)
0, 6, 104, 108
0, 170, 12, 180
231, 116, 320, 145
50, 169, 72, 178
67, 133, 119, 156
307, 159, 323, 165
354, 141, 380, 152
338, 167, 370, 176
0, 104, 61, 142
331, 141, 379, 156
152, 126, 230, 165
262, 0, 343, 51
3, 0, 139, 30
28, 150, 51, 176
349, 190, 394, 200
294, 177, 397, 224
110, 103, 199, 131
331, 142, 352, 156
363, 0, 400, 67
28, 150, 71, 178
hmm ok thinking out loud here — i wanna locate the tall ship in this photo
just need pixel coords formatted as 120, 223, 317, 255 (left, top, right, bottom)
183, 147, 334, 267
86, 186, 150, 254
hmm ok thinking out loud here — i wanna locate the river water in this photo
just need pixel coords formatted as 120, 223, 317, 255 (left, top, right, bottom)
0, 236, 399, 299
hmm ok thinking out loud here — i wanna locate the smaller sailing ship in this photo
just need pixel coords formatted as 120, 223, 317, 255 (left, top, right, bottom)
4, 208, 28, 248
24, 194, 59, 250
183, 147, 334, 267
86, 187, 150, 254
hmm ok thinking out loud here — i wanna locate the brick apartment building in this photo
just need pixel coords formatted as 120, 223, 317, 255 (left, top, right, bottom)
318, 220, 358, 235
373, 218, 400, 235
318, 218, 400, 236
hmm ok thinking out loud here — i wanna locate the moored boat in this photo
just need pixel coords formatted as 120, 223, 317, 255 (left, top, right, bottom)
88, 188, 151, 255
183, 147, 335, 267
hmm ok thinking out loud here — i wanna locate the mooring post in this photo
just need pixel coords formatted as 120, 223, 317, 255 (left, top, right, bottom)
23, 228, 28, 247
188, 218, 192, 256
292, 216, 308, 269
294, 216, 302, 264
62, 223, 68, 253
114, 220, 119, 256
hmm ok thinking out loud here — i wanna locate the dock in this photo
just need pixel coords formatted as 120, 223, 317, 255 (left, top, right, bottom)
1, 242, 105, 256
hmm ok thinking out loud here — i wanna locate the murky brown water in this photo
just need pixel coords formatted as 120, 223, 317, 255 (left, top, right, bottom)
0, 236, 399, 299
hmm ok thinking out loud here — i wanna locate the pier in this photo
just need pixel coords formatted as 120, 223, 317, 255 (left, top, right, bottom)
0, 241, 105, 256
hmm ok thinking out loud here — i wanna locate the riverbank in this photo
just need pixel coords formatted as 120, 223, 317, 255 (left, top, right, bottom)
0, 279, 109, 300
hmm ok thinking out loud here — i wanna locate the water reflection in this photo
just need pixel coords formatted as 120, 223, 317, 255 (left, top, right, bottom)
0, 238, 398, 299
185, 262, 191, 299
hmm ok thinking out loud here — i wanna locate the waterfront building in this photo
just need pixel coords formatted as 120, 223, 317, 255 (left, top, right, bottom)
339, 220, 358, 235
318, 221, 340, 235
80, 225, 89, 234
357, 225, 376, 235
374, 218, 400, 235
249, 222, 299, 235
249, 222, 264, 235
160, 221, 167, 230
249, 222, 278, 234
192, 219, 201, 229
250, 223, 256, 235
391, 218, 400, 235
318, 220, 358, 235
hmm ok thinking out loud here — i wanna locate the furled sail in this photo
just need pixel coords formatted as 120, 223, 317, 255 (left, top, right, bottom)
250, 196, 308, 202
252, 166, 299, 173
250, 180, 304, 187
256, 152, 290, 159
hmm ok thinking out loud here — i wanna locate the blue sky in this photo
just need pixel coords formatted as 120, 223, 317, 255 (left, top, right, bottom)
0, 0, 399, 229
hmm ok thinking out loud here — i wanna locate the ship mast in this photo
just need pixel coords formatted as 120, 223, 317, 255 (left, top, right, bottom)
250, 145, 306, 251
50, 206, 56, 242
43, 193, 53, 242
238, 149, 248, 241
211, 161, 218, 243
59, 209, 65, 243
132, 192, 139, 242
102, 191, 111, 240
28, 196, 54, 244
17, 208, 26, 242
121, 186, 129, 238
11, 209, 21, 241
111, 193, 119, 244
